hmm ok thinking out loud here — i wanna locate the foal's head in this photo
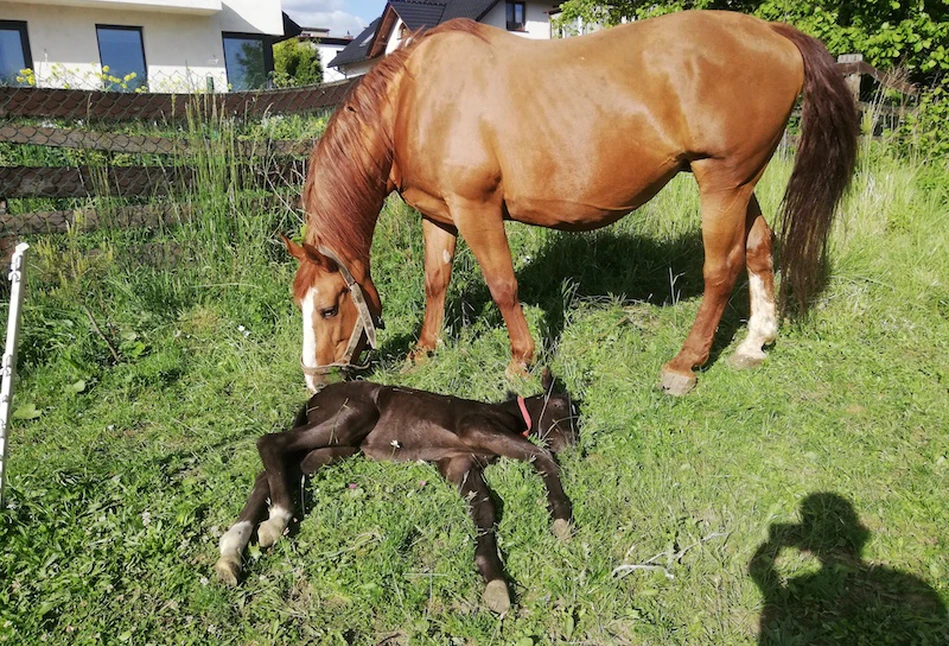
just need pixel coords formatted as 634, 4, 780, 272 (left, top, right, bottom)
282, 236, 382, 392
534, 369, 580, 453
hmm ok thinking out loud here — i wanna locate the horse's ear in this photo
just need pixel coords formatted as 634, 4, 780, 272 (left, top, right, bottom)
302, 243, 338, 273
281, 234, 306, 261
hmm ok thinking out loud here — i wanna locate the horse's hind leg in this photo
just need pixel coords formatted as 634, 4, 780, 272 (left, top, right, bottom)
410, 219, 458, 363
729, 196, 779, 369
256, 407, 376, 548
217, 446, 359, 584
660, 167, 757, 395
215, 471, 269, 585
437, 456, 511, 614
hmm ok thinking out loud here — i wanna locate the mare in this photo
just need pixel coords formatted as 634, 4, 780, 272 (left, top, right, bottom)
286, 11, 858, 395
214, 370, 578, 613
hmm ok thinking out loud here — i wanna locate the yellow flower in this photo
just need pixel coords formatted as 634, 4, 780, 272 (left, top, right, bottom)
102, 65, 110, 72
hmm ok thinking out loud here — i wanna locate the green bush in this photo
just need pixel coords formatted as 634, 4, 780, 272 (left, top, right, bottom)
272, 38, 323, 88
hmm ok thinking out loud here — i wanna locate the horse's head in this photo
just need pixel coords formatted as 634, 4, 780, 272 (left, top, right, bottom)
535, 368, 580, 453
282, 236, 383, 392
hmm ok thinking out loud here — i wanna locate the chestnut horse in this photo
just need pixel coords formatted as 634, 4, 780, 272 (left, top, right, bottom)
285, 11, 858, 394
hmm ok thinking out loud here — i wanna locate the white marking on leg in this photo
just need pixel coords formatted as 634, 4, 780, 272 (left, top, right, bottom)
735, 273, 777, 361
258, 505, 292, 547
442, 250, 452, 264
219, 520, 252, 558
301, 288, 320, 392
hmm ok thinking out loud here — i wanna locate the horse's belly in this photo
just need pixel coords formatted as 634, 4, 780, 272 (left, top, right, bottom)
504, 162, 681, 231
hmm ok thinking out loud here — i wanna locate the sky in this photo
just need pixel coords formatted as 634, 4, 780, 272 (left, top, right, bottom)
283, 0, 385, 37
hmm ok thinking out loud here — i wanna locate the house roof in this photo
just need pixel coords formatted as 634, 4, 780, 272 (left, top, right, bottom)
329, 17, 382, 67
328, 0, 509, 69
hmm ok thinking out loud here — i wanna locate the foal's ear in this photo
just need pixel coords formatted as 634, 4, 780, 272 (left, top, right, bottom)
280, 234, 307, 262
302, 243, 339, 273
541, 367, 555, 391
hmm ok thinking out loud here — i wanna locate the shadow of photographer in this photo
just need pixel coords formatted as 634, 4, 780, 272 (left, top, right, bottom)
750, 492, 947, 645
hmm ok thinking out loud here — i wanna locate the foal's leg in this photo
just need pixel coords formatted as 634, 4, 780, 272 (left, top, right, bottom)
215, 446, 358, 583
660, 167, 757, 395
410, 218, 458, 362
458, 418, 573, 539
729, 195, 779, 369
437, 456, 510, 614
215, 471, 269, 585
256, 405, 378, 547
451, 197, 535, 376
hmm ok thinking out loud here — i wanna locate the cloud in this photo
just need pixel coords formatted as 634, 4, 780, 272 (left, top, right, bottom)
283, 0, 369, 37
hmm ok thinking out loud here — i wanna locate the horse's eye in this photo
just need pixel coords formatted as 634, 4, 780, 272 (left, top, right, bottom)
320, 306, 338, 319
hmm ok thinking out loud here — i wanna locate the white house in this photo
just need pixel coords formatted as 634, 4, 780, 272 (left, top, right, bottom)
297, 26, 352, 83
329, 0, 560, 79
0, 0, 300, 92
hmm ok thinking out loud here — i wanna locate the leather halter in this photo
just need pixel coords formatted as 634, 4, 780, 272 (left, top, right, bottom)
300, 246, 381, 377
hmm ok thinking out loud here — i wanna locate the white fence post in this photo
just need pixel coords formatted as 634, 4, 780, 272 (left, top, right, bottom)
0, 242, 29, 508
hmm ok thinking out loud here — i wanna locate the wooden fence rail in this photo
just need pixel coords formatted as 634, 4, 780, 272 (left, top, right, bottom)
0, 126, 316, 158
0, 78, 358, 121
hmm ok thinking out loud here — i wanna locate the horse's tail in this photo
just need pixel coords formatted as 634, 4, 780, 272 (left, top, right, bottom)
770, 24, 859, 313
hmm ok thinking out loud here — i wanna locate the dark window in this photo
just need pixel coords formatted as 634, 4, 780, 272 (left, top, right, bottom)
0, 21, 32, 87
222, 33, 274, 91
506, 2, 525, 31
96, 25, 147, 92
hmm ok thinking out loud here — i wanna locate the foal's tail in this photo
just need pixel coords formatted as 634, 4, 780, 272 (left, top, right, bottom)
771, 24, 859, 314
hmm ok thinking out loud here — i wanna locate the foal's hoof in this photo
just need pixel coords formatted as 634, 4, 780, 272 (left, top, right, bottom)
214, 557, 241, 586
257, 519, 285, 548
552, 518, 572, 542
482, 579, 511, 614
659, 368, 697, 396
727, 350, 766, 370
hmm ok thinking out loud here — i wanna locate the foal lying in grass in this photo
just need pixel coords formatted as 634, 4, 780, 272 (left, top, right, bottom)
214, 370, 578, 613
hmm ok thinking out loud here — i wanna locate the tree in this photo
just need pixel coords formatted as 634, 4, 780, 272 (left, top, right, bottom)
555, 0, 949, 84
272, 38, 323, 88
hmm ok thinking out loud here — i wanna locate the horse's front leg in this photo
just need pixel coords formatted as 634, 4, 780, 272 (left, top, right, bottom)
256, 406, 378, 547
410, 218, 458, 362
437, 456, 511, 614
451, 198, 535, 375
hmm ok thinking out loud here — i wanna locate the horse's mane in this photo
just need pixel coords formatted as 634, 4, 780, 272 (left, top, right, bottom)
302, 18, 486, 266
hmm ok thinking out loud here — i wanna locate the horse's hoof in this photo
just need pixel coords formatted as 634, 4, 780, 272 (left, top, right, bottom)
552, 518, 572, 542
659, 368, 697, 396
505, 360, 530, 381
214, 557, 240, 586
482, 579, 511, 614
727, 350, 765, 370
257, 519, 284, 548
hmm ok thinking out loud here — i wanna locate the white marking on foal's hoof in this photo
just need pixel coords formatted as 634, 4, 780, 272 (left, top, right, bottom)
727, 349, 767, 370
258, 507, 291, 548
482, 579, 511, 614
659, 369, 697, 396
553, 518, 572, 542
214, 555, 241, 586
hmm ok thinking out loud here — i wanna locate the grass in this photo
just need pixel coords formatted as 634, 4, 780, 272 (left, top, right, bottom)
0, 138, 947, 644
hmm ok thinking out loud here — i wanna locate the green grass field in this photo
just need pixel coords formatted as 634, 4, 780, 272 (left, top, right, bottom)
1, 143, 947, 644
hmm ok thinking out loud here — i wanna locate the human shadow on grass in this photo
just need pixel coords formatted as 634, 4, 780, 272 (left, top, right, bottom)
439, 228, 747, 370
750, 492, 948, 645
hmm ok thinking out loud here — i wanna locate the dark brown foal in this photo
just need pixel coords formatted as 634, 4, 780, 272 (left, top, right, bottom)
214, 370, 578, 613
